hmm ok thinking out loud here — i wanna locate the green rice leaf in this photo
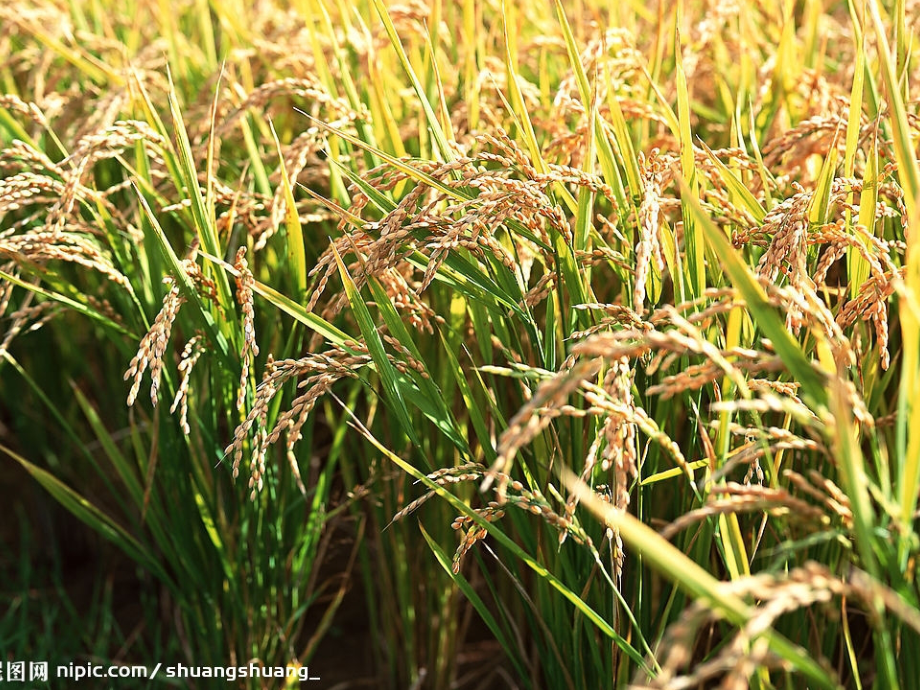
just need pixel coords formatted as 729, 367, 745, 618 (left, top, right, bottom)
687, 187, 828, 411
1, 442, 173, 589
365, 275, 469, 455
675, 18, 704, 298
867, 0, 920, 536
563, 469, 840, 690
165, 71, 234, 314
269, 120, 307, 299
807, 137, 839, 226
133, 185, 233, 368
698, 139, 766, 224
0, 269, 134, 338
419, 523, 531, 681
348, 415, 650, 672
329, 243, 420, 448
198, 249, 355, 350
371, 0, 455, 165
851, 136, 878, 298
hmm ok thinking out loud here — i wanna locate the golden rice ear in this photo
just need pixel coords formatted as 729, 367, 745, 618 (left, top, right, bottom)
233, 246, 259, 412
169, 333, 205, 435
124, 279, 185, 408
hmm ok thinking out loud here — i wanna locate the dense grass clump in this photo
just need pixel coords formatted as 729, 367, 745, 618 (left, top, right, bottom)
3, 0, 920, 688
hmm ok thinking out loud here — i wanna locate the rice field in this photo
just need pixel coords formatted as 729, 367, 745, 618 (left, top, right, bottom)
3, 0, 920, 688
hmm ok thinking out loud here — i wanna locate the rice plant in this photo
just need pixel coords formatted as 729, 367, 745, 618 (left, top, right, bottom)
3, 0, 920, 688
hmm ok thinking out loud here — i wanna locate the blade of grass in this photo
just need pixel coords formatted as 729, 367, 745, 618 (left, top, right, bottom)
419, 524, 531, 682
604, 74, 643, 205
198, 249, 355, 350
675, 14, 705, 298
552, 0, 620, 260
346, 408, 650, 671
17, 21, 119, 86
827, 373, 898, 689
562, 469, 841, 690
852, 135, 879, 298
133, 185, 233, 369
365, 274, 469, 455
868, 0, 920, 538
697, 139, 766, 224
438, 329, 499, 466
301, 110, 464, 202
165, 70, 234, 314
1, 443, 173, 589
371, 0, 455, 165
686, 187, 828, 411
807, 135, 839, 226
329, 243, 420, 449
71, 384, 145, 508
844, 31, 872, 297
269, 120, 307, 300
501, 2, 547, 177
